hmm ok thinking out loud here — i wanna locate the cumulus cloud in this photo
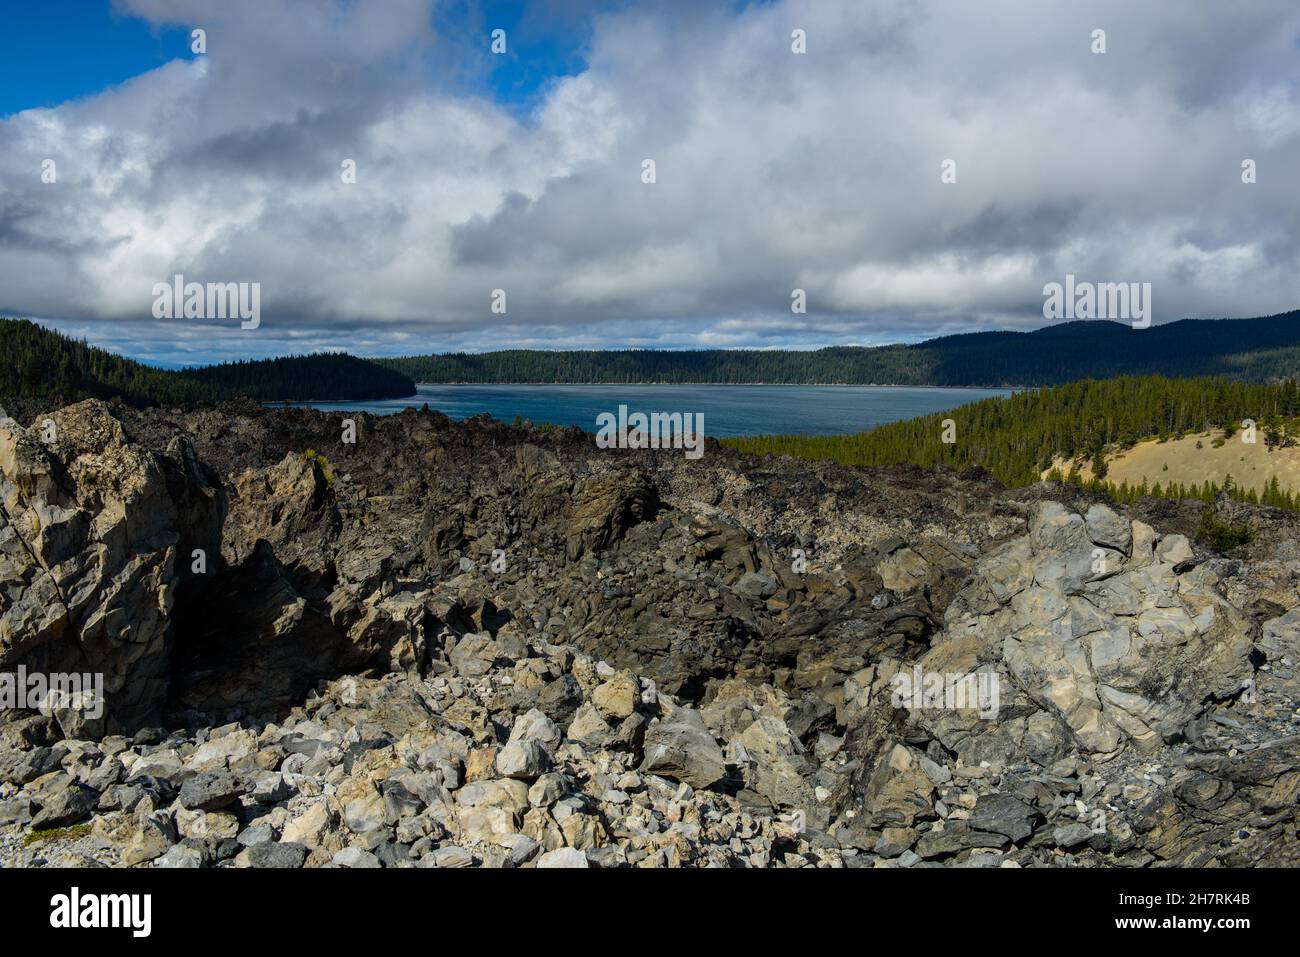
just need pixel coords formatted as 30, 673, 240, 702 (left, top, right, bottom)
0, 0, 1298, 361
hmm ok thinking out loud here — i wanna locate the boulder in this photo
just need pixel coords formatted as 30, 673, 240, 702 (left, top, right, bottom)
565, 473, 659, 561
736, 715, 815, 809
640, 708, 727, 789
495, 740, 550, 780
178, 771, 246, 812
535, 847, 588, 869
939, 503, 1254, 755
969, 793, 1040, 843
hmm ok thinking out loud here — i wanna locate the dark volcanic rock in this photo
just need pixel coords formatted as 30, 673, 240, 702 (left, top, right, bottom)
178, 771, 246, 812
170, 541, 347, 717
565, 472, 660, 561
246, 842, 308, 869
30, 781, 98, 829
969, 793, 1041, 843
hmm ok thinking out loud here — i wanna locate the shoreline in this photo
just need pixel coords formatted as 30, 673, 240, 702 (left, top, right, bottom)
406, 381, 1028, 390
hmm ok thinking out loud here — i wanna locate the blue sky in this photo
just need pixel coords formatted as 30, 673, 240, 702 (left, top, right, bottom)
0, 1, 1297, 365
438, 0, 595, 114
0, 0, 595, 120
0, 3, 193, 116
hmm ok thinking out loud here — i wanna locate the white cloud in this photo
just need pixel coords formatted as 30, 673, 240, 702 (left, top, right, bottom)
1, 0, 1298, 361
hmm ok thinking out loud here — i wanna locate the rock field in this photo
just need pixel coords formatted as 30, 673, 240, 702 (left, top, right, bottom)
1, 398, 1297, 868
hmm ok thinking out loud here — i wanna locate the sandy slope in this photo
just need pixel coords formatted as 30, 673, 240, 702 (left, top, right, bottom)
1044, 430, 1300, 494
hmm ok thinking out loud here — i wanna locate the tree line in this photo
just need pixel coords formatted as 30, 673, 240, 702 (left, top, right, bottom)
1061, 473, 1299, 512
0, 319, 415, 404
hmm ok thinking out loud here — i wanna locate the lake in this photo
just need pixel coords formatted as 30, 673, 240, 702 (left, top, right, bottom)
288, 384, 1014, 438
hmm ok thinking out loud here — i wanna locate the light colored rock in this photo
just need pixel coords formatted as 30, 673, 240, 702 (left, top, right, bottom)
495, 833, 540, 867
186, 729, 258, 772
121, 813, 175, 866
878, 547, 930, 593
450, 633, 504, 678
0, 403, 224, 737
736, 715, 815, 808
454, 778, 530, 813
1084, 503, 1131, 553
560, 813, 607, 850
332, 846, 381, 868
464, 747, 497, 783
567, 703, 614, 749
496, 740, 550, 781
535, 847, 588, 869
938, 504, 1254, 755
1156, 534, 1194, 565
528, 772, 567, 808
427, 846, 474, 867
591, 673, 639, 720
508, 708, 562, 751
640, 708, 727, 789
863, 743, 935, 826
156, 844, 204, 868
176, 808, 240, 841
343, 789, 386, 834
280, 800, 339, 852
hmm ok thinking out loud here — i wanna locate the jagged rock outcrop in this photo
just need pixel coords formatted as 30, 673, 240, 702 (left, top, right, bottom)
921, 501, 1255, 757
223, 452, 341, 600
0, 403, 224, 736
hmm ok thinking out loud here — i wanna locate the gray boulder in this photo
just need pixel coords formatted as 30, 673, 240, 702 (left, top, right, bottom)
640, 708, 727, 789
178, 771, 245, 812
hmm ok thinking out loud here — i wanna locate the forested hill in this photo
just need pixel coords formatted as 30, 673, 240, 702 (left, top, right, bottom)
0, 319, 415, 404
181, 354, 416, 401
381, 311, 1300, 386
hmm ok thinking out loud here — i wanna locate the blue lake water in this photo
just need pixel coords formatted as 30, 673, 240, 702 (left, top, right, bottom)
289, 384, 1014, 438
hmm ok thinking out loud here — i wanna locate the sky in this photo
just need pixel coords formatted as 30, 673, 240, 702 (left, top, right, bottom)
0, 0, 1298, 365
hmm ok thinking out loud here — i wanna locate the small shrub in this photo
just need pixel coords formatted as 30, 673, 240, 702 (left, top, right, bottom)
1196, 509, 1253, 551
300, 448, 334, 487
24, 824, 92, 847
